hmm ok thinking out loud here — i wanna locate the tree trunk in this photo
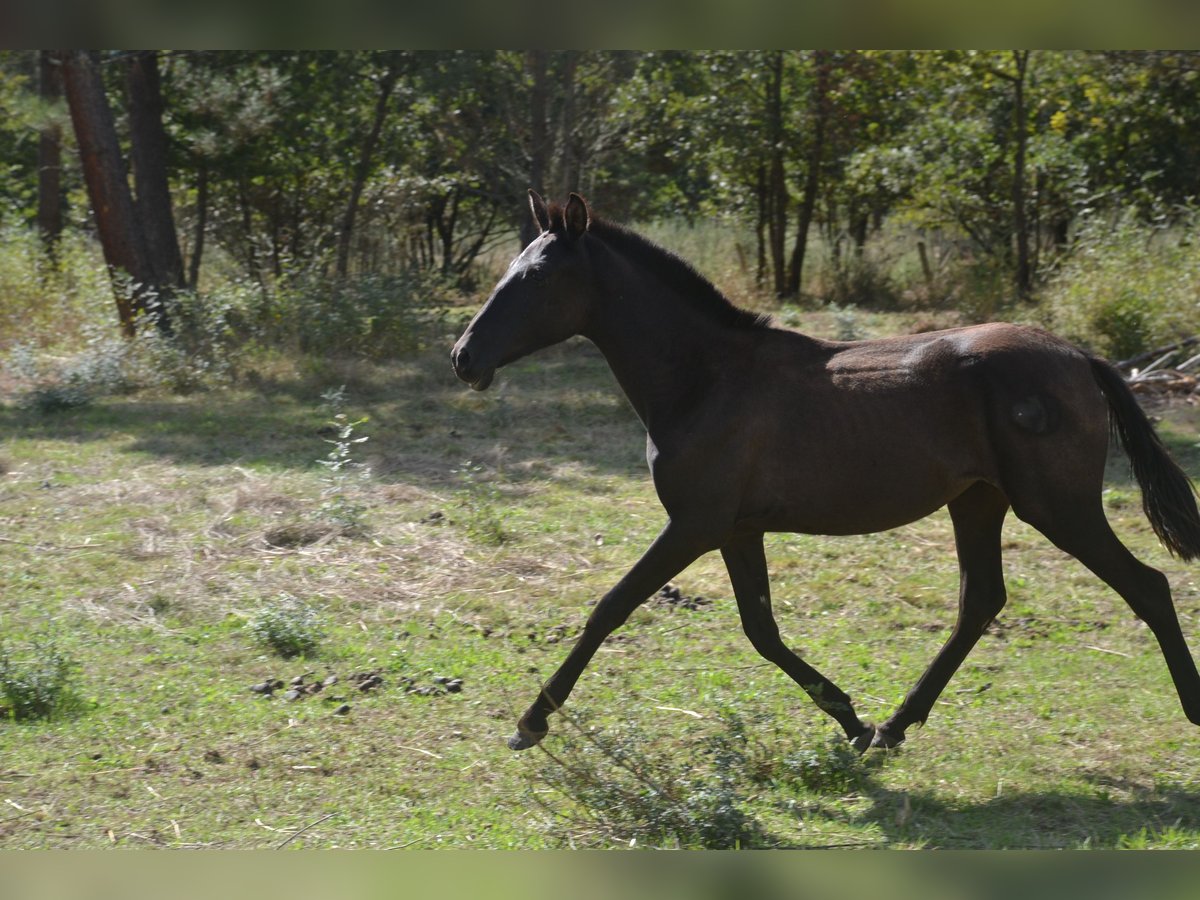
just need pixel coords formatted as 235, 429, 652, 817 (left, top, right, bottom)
127, 50, 184, 329
336, 62, 400, 278
188, 163, 208, 289
1011, 50, 1032, 300
557, 51, 580, 197
786, 51, 832, 299
521, 50, 550, 247
37, 51, 64, 260
754, 163, 768, 288
765, 51, 787, 298
58, 49, 156, 336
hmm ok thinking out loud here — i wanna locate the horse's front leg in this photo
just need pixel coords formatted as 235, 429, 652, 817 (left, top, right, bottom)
720, 533, 875, 749
508, 521, 710, 750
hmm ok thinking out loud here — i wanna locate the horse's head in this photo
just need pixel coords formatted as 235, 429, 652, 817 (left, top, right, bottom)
452, 190, 593, 391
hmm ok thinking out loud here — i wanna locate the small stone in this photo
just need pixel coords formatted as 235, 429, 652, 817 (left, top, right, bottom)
250, 681, 276, 694
283, 689, 303, 702
445, 679, 463, 693
333, 704, 351, 716
322, 674, 339, 687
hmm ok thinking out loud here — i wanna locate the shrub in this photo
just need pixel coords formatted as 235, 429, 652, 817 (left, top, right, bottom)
1041, 211, 1200, 359
247, 594, 326, 659
776, 735, 872, 794
316, 387, 372, 535
528, 710, 768, 849
268, 271, 456, 359
0, 636, 79, 722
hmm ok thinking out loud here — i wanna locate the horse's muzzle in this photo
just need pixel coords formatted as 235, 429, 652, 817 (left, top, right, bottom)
451, 342, 495, 391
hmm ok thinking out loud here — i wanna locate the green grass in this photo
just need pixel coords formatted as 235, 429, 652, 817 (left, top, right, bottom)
1, 322, 1200, 848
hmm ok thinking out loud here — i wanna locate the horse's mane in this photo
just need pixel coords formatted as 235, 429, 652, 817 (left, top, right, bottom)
546, 203, 772, 332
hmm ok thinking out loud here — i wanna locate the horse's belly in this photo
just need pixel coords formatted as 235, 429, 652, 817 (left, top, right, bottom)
743, 464, 979, 537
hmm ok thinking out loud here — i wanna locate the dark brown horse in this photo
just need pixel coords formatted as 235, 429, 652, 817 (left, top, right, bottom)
452, 191, 1200, 753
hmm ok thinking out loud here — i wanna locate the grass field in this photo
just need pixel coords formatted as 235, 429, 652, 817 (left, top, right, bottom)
2, 310, 1199, 849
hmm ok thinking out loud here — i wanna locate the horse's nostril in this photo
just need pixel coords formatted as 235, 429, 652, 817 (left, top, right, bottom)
454, 347, 470, 372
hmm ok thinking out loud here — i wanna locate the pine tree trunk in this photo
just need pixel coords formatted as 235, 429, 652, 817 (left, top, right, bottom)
336, 63, 400, 278
37, 51, 64, 260
787, 51, 832, 299
58, 50, 155, 336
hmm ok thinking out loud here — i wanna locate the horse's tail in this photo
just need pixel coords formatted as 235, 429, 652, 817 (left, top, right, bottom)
1090, 356, 1200, 561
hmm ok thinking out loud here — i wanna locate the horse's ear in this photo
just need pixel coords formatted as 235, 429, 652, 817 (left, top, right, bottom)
564, 193, 590, 241
528, 189, 551, 234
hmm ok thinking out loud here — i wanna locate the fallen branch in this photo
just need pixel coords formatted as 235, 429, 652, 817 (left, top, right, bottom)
276, 812, 337, 849
1116, 336, 1200, 373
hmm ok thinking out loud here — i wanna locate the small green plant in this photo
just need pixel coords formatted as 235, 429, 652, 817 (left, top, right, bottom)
4, 338, 121, 412
528, 710, 767, 849
0, 635, 79, 722
831, 304, 866, 341
247, 594, 326, 659
454, 460, 511, 546
776, 734, 871, 795
316, 386, 371, 535
1043, 211, 1200, 358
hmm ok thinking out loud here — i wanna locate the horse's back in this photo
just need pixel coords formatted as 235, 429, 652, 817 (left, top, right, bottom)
717, 322, 1109, 535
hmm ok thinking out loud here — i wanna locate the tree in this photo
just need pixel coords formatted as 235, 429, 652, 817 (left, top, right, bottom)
126, 50, 185, 300
335, 53, 406, 277
37, 50, 64, 257
58, 50, 161, 335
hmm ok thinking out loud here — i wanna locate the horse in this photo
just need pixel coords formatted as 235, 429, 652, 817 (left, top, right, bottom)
451, 190, 1200, 753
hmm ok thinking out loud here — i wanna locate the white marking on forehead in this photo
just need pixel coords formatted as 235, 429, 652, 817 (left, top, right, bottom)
495, 233, 554, 291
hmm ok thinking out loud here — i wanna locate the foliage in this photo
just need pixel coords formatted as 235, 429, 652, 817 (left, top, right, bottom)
5, 50, 1200, 334
267, 270, 456, 359
0, 635, 78, 722
1040, 211, 1200, 358
316, 386, 371, 535
529, 710, 769, 848
246, 594, 326, 659
453, 460, 511, 546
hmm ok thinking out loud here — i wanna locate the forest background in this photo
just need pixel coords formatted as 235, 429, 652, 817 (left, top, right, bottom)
2, 50, 1200, 374
2, 51, 1200, 851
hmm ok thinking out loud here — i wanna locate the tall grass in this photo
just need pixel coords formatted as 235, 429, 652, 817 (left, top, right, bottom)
1040, 212, 1200, 359
0, 226, 460, 406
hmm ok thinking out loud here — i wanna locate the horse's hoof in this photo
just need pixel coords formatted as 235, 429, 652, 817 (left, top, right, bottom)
850, 726, 877, 754
870, 726, 905, 750
507, 725, 548, 751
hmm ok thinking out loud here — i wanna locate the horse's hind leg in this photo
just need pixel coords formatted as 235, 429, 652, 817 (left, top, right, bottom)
721, 533, 875, 749
872, 482, 1011, 749
1014, 492, 1200, 727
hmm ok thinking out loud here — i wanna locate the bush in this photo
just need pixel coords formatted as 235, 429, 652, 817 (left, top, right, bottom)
268, 271, 456, 359
1041, 211, 1200, 359
530, 716, 765, 849
824, 257, 904, 311
247, 594, 326, 659
0, 636, 79, 722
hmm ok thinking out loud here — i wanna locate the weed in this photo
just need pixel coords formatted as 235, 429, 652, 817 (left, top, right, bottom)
316, 386, 371, 535
528, 710, 768, 849
1042, 211, 1200, 358
825, 257, 903, 311
270, 271, 456, 359
1117, 824, 1199, 849
0, 635, 79, 722
247, 594, 326, 659
3, 337, 124, 412
831, 305, 865, 342
454, 460, 510, 546
776, 735, 872, 795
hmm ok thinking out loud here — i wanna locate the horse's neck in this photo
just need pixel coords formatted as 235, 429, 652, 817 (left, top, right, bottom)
582, 250, 746, 431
